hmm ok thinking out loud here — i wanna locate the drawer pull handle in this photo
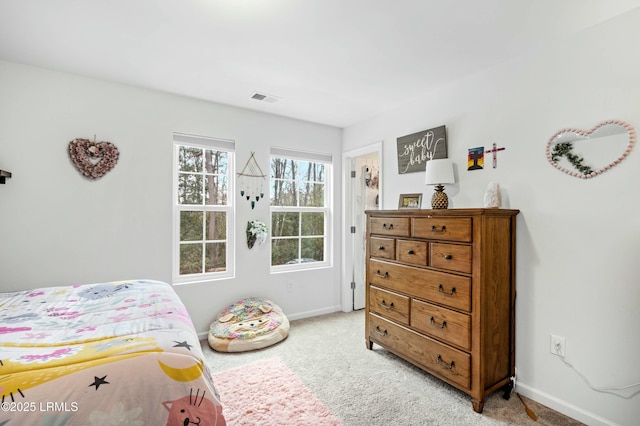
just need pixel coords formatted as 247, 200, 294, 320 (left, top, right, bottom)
374, 326, 388, 336
436, 354, 455, 370
382, 223, 394, 230
438, 284, 456, 296
430, 316, 447, 329
378, 246, 385, 250
431, 225, 446, 233
375, 270, 389, 279
444, 254, 452, 260
407, 249, 415, 255
380, 300, 394, 310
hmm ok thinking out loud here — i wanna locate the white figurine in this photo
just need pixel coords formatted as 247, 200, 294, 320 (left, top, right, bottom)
483, 182, 501, 208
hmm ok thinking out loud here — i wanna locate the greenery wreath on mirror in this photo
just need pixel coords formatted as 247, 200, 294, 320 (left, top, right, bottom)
550, 142, 594, 175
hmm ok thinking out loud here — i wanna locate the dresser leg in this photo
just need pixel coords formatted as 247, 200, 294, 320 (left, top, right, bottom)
472, 399, 485, 413
366, 338, 373, 350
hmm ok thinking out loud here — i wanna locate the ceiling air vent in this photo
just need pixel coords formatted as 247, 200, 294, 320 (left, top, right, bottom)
251, 92, 281, 104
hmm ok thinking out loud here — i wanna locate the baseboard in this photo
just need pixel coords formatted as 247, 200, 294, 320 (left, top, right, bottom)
285, 305, 343, 321
516, 382, 618, 426
197, 305, 343, 340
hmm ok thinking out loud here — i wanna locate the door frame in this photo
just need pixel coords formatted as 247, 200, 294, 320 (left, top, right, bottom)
341, 141, 383, 312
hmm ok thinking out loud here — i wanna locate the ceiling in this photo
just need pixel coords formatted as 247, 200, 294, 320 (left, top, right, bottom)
1, 0, 639, 128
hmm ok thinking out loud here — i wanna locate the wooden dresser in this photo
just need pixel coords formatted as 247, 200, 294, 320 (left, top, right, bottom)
365, 208, 519, 413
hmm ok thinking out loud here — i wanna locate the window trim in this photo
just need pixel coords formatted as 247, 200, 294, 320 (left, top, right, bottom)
172, 134, 235, 284
269, 147, 333, 273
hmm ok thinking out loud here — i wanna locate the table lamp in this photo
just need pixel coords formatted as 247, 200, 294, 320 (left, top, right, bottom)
425, 158, 455, 209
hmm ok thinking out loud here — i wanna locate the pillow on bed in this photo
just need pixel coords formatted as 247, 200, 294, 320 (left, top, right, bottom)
208, 298, 289, 352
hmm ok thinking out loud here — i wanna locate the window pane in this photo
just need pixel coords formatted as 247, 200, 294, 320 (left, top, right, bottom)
296, 161, 325, 182
180, 211, 203, 241
204, 150, 228, 174
271, 158, 295, 180
205, 242, 226, 272
271, 238, 299, 266
302, 237, 324, 261
178, 173, 203, 204
299, 183, 324, 207
272, 212, 299, 237
205, 211, 226, 240
270, 180, 297, 206
180, 243, 202, 275
205, 175, 228, 205
179, 146, 203, 172
301, 212, 324, 236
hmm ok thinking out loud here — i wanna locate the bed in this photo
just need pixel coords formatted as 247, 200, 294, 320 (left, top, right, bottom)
0, 279, 226, 425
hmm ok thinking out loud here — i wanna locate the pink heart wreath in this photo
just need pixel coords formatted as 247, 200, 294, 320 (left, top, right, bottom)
545, 120, 635, 179
68, 138, 119, 180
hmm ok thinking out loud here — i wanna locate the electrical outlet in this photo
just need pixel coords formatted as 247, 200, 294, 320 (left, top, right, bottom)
550, 334, 566, 357
287, 281, 294, 292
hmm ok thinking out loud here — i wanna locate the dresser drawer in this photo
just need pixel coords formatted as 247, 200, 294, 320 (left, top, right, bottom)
411, 300, 471, 351
412, 217, 472, 242
368, 313, 471, 389
397, 239, 427, 265
369, 217, 410, 237
369, 259, 471, 312
369, 286, 409, 325
430, 243, 472, 274
370, 237, 395, 260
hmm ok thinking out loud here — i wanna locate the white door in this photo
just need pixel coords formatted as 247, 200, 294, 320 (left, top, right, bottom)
349, 152, 381, 309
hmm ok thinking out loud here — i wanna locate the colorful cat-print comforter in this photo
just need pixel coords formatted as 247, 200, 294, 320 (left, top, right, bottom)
0, 279, 226, 426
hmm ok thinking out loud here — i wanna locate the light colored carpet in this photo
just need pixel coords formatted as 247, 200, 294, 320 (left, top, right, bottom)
202, 310, 584, 426
214, 357, 342, 425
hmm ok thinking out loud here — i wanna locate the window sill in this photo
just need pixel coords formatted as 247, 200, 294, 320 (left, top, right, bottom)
270, 261, 332, 274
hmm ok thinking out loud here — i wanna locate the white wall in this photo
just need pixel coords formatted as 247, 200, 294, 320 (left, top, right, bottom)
343, 9, 640, 426
0, 60, 343, 336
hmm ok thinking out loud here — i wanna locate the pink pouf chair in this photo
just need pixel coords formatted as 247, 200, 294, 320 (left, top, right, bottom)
208, 298, 290, 352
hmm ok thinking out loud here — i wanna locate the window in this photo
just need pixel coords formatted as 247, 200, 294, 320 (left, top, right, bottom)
173, 134, 234, 283
270, 147, 332, 270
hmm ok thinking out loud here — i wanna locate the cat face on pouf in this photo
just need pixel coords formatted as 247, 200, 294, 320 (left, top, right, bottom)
228, 315, 270, 333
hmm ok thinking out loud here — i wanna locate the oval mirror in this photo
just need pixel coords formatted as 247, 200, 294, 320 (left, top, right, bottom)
546, 120, 635, 179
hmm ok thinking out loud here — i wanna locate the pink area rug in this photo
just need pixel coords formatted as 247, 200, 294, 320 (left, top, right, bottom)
213, 358, 342, 426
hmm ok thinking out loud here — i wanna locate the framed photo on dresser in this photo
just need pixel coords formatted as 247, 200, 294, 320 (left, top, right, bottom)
398, 193, 422, 209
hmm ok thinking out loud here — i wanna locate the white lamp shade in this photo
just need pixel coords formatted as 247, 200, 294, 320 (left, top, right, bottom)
425, 158, 455, 185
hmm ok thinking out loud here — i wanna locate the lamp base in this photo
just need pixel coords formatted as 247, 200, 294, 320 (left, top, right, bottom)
431, 185, 449, 209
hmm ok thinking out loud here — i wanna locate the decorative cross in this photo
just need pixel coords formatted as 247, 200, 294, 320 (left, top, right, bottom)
485, 143, 506, 168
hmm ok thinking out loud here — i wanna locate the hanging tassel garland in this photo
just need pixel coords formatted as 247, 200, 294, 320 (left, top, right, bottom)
237, 151, 266, 210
